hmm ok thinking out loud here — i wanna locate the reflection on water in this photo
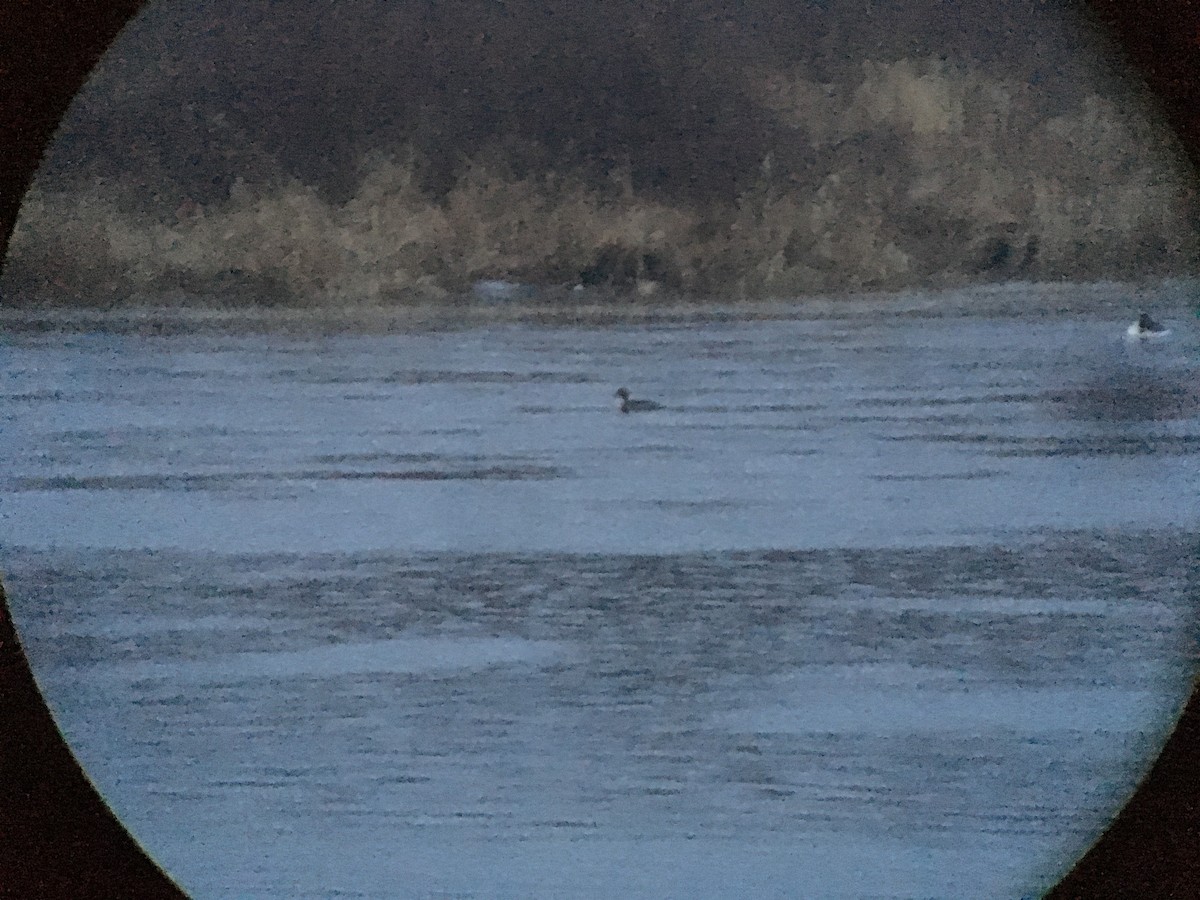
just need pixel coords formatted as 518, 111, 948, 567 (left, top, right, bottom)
2, 289, 1199, 898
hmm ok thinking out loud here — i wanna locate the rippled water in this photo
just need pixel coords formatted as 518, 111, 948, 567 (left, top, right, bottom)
2, 287, 1198, 898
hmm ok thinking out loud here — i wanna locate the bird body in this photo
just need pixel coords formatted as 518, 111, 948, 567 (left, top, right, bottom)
1126, 312, 1170, 339
615, 388, 663, 413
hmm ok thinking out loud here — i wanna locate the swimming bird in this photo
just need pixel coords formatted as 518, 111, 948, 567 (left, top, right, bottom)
615, 387, 663, 413
1126, 312, 1170, 339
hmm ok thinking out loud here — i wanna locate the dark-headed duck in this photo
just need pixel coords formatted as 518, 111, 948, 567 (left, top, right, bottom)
615, 387, 663, 413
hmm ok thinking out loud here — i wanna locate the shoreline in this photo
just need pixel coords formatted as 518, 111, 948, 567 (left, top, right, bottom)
0, 277, 1195, 335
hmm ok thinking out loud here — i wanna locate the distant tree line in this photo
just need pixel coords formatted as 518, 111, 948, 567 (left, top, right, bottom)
2, 0, 1195, 305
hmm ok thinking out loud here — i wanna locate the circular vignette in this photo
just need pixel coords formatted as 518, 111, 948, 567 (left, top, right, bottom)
0, 2, 1198, 898
1, 11, 189, 900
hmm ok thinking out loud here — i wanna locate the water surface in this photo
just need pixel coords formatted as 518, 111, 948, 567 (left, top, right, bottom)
2, 287, 1198, 898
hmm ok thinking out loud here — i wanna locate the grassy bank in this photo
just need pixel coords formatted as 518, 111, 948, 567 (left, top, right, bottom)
4, 59, 1197, 308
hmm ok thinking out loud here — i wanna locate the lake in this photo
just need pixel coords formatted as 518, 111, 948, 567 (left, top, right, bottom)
2, 283, 1198, 898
